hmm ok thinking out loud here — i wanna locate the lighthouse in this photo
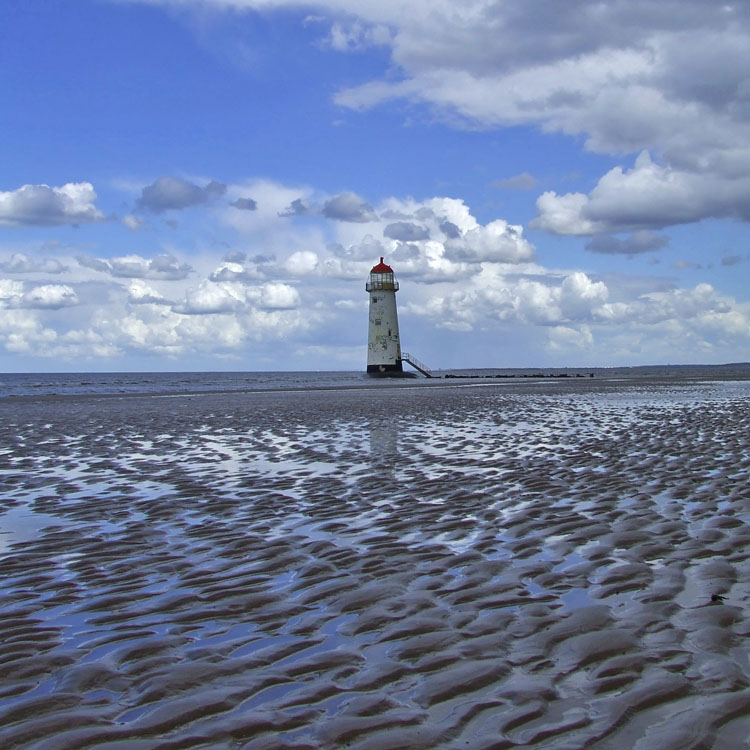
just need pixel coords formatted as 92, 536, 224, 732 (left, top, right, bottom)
366, 257, 404, 376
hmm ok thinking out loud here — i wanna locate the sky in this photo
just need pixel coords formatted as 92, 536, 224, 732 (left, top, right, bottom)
1, 0, 749, 372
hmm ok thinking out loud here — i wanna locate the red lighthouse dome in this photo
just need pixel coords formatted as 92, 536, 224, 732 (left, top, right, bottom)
370, 257, 393, 273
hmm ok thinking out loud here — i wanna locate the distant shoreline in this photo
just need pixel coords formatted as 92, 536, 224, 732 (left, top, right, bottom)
2, 361, 749, 377
2, 365, 750, 404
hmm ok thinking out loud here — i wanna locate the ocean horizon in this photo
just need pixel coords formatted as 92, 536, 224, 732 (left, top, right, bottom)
2, 362, 750, 399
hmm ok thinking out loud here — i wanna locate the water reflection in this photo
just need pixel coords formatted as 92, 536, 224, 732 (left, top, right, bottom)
368, 419, 399, 468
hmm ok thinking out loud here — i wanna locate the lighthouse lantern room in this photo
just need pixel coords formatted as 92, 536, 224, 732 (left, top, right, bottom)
366, 257, 403, 375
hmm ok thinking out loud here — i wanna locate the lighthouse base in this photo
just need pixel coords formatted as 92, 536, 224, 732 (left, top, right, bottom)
367, 362, 417, 378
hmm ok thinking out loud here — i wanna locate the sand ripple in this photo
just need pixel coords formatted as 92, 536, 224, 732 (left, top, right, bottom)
1, 378, 749, 748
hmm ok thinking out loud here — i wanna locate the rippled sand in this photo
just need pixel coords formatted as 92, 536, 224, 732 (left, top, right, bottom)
1, 377, 750, 749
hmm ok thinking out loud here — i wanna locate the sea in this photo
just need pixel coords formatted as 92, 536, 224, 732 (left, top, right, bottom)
1, 363, 750, 399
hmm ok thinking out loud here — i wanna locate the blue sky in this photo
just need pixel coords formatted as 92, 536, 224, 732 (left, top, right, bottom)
2, 0, 749, 371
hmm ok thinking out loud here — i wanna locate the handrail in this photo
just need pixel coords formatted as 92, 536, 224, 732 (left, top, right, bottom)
401, 352, 434, 378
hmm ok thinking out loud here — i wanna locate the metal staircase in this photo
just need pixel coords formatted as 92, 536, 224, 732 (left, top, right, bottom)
401, 352, 434, 378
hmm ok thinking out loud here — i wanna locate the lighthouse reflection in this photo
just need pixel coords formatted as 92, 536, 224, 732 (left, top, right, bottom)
368, 418, 400, 469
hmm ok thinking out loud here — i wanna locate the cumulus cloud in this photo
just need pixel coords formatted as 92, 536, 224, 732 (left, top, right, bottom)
262, 0, 748, 233
0, 280, 78, 309
231, 197, 258, 211
322, 192, 377, 223
114, 2, 750, 236
278, 198, 313, 217
0, 253, 67, 273
77, 253, 193, 280
559, 272, 608, 319
334, 234, 386, 262
327, 2, 750, 167
22, 284, 79, 309
585, 231, 670, 256
3, 163, 744, 365
255, 282, 300, 310
284, 250, 318, 275
209, 258, 265, 282
511, 279, 562, 325
445, 219, 534, 264
325, 196, 535, 284
439, 221, 461, 239
532, 151, 750, 234
383, 222, 430, 241
128, 280, 169, 305
0, 183, 104, 227
547, 325, 594, 352
405, 267, 612, 332
0, 308, 60, 355
173, 277, 301, 317
644, 283, 730, 322
136, 177, 227, 213
176, 281, 243, 315
0, 279, 24, 306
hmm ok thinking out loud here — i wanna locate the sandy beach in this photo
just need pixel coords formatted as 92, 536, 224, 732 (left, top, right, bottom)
1, 375, 750, 749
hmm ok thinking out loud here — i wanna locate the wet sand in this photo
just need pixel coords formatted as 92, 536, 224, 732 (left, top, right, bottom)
1, 377, 750, 749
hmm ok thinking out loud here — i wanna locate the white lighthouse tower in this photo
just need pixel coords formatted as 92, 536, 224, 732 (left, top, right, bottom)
366, 257, 404, 376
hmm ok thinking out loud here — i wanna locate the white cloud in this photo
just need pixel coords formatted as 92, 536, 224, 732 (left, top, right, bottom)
78, 253, 193, 280
176, 312, 247, 349
278, 198, 313, 217
513, 278, 562, 325
547, 325, 594, 353
119, 310, 184, 355
0, 279, 78, 309
384, 222, 430, 242
531, 192, 595, 235
176, 281, 244, 314
209, 260, 265, 282
128, 280, 169, 305
284, 250, 318, 275
0, 308, 58, 354
532, 151, 750, 234
560, 272, 608, 319
22, 284, 79, 309
257, 282, 300, 309
324, 2, 750, 179
1, 166, 746, 366
174, 277, 300, 316
0, 183, 104, 227
403, 268, 611, 330
136, 177, 227, 213
446, 219, 534, 264
0, 253, 68, 274
0, 279, 24, 307
322, 192, 377, 223
329, 196, 534, 279
145, 0, 750, 233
